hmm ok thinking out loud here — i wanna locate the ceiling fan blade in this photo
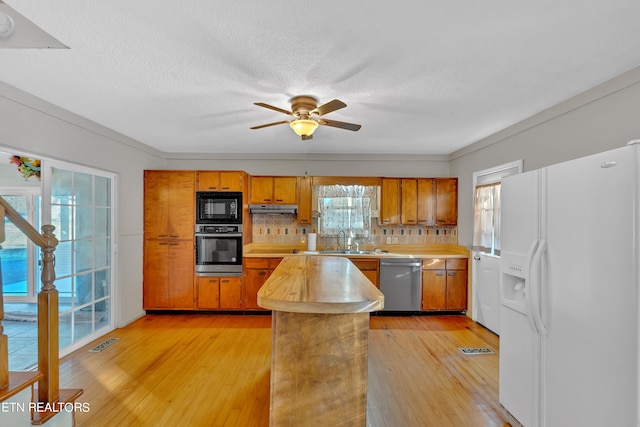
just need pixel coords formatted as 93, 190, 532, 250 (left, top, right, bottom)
313, 99, 347, 116
301, 134, 313, 141
317, 118, 361, 131
250, 120, 290, 130
254, 102, 294, 116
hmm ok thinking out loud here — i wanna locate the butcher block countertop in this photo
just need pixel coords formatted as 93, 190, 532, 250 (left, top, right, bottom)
244, 243, 469, 259
257, 256, 384, 314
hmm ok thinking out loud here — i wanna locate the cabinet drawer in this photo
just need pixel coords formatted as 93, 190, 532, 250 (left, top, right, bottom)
445, 258, 467, 270
269, 258, 283, 269
349, 258, 378, 270
422, 259, 445, 270
245, 258, 269, 269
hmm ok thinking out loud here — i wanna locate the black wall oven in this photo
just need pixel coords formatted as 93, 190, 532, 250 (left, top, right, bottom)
195, 225, 243, 275
196, 192, 242, 224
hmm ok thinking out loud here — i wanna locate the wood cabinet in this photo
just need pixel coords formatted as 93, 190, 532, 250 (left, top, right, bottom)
143, 171, 195, 310
401, 179, 418, 225
244, 257, 282, 309
196, 277, 220, 309
297, 176, 313, 225
421, 258, 467, 311
144, 170, 195, 239
219, 277, 243, 309
380, 178, 400, 226
143, 240, 194, 309
196, 276, 243, 309
197, 171, 244, 191
417, 179, 436, 225
399, 177, 458, 226
349, 258, 379, 288
250, 176, 297, 204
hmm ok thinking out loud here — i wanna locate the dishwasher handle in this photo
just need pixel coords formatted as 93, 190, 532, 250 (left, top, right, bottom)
380, 261, 421, 267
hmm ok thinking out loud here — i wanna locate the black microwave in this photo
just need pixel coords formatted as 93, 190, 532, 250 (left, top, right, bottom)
196, 192, 242, 224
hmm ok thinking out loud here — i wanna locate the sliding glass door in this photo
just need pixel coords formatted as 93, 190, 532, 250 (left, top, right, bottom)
0, 191, 39, 301
42, 161, 116, 354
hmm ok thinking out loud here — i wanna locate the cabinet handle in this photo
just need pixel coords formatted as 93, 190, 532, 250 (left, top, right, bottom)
221, 187, 229, 190
158, 234, 168, 238
448, 272, 456, 276
169, 242, 180, 246
169, 235, 179, 238
208, 186, 217, 190
159, 242, 169, 246
221, 279, 229, 283
436, 271, 444, 276
263, 199, 271, 202
258, 271, 266, 276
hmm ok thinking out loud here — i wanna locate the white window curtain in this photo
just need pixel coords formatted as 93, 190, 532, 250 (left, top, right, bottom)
317, 185, 371, 238
473, 182, 501, 255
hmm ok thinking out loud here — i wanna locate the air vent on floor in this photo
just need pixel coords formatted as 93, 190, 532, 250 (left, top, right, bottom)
459, 347, 494, 354
89, 338, 119, 352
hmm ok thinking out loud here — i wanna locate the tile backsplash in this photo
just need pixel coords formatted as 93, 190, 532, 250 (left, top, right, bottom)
251, 214, 458, 247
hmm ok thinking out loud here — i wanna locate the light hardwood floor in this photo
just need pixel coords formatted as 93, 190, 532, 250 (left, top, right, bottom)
58, 314, 506, 427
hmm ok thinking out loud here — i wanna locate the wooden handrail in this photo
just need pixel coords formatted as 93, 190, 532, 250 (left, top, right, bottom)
0, 196, 50, 249
0, 195, 60, 404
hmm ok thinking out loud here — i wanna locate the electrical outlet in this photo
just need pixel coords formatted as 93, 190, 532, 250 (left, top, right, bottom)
392, 236, 399, 244
386, 236, 392, 244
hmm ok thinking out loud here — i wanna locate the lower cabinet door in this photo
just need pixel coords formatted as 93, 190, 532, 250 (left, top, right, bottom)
197, 277, 220, 309
422, 270, 446, 310
244, 268, 268, 310
219, 277, 243, 309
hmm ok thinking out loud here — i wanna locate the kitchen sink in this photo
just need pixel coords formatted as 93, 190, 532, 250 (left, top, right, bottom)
319, 249, 374, 255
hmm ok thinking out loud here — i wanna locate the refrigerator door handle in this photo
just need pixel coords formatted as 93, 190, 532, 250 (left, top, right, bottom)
530, 239, 548, 337
525, 240, 542, 336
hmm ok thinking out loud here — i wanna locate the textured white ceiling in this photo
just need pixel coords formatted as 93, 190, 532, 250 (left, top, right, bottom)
1, 1, 640, 155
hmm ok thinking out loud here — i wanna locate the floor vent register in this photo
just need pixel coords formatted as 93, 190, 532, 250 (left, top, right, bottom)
89, 338, 120, 352
458, 347, 494, 355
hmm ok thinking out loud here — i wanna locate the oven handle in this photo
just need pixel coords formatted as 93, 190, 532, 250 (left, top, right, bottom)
195, 233, 243, 237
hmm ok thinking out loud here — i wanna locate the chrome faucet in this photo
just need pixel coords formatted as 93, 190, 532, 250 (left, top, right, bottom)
337, 230, 346, 251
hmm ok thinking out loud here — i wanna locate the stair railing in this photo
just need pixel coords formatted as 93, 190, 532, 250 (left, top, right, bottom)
0, 195, 59, 404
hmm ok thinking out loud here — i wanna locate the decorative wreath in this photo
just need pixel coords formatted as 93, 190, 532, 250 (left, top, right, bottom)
10, 155, 41, 180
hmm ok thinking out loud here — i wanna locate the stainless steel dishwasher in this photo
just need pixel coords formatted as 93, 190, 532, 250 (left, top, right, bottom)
379, 258, 422, 311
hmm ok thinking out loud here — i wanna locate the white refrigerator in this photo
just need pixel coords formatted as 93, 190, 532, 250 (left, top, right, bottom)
499, 143, 639, 426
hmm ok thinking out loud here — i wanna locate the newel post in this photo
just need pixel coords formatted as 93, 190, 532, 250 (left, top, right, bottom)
38, 224, 59, 403
0, 205, 8, 389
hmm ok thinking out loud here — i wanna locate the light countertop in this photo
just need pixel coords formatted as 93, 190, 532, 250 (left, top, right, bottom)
257, 256, 385, 314
244, 243, 469, 259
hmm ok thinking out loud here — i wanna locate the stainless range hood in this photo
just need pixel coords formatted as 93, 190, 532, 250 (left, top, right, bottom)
249, 204, 298, 214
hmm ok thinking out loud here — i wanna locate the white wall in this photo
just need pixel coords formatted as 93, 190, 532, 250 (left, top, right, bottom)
167, 154, 451, 177
450, 66, 640, 248
0, 81, 166, 327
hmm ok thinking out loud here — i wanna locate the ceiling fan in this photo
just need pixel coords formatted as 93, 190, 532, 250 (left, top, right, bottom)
250, 96, 361, 140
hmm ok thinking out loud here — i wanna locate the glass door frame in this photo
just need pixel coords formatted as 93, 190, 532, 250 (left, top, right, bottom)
41, 159, 118, 356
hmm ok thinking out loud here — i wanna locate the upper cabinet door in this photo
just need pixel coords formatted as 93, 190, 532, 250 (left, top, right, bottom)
144, 171, 195, 239
250, 177, 275, 203
401, 179, 418, 225
250, 176, 297, 204
273, 177, 297, 204
417, 179, 436, 225
197, 171, 244, 191
297, 176, 313, 225
435, 178, 458, 225
380, 178, 400, 226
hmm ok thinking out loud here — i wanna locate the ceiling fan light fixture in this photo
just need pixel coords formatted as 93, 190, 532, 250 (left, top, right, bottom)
289, 119, 318, 137
0, 12, 15, 38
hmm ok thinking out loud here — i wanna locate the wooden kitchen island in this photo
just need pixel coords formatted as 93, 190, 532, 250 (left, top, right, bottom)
258, 256, 384, 427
